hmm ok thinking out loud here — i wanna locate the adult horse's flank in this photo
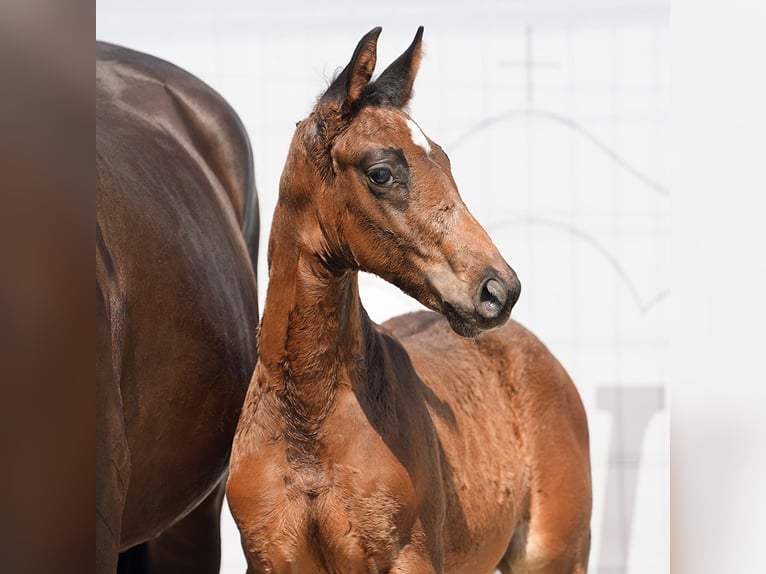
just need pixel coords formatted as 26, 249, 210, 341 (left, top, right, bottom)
96, 43, 259, 573
227, 28, 591, 573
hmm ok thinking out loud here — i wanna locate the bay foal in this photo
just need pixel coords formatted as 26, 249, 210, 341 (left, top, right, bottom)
228, 28, 591, 573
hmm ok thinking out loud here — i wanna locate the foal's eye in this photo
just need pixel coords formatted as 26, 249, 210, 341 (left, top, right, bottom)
367, 167, 395, 187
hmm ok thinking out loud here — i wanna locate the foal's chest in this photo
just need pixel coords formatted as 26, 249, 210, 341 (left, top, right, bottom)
234, 380, 442, 571
251, 438, 422, 572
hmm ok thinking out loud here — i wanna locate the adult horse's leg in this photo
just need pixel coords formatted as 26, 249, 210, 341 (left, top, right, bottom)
117, 544, 149, 573
145, 479, 227, 573
117, 480, 225, 574
97, 286, 130, 574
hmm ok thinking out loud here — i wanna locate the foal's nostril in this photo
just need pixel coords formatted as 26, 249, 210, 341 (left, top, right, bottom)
478, 277, 508, 319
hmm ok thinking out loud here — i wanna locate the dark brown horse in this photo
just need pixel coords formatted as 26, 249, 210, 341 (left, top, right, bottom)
227, 27, 591, 573
96, 42, 259, 573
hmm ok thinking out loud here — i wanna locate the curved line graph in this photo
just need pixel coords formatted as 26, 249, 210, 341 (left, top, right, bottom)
448, 108, 670, 197
487, 215, 669, 314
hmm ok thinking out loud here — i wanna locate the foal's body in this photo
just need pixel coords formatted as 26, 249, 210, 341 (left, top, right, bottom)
228, 27, 590, 573
230, 276, 589, 573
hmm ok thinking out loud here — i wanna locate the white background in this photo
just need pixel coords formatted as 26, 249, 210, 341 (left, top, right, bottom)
96, 1, 766, 572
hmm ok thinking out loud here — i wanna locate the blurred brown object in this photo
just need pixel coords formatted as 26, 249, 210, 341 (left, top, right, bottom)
1, 1, 103, 573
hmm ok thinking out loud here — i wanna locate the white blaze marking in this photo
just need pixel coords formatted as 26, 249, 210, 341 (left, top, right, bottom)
406, 118, 431, 155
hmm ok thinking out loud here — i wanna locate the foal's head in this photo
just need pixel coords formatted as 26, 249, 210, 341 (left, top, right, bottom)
278, 27, 520, 337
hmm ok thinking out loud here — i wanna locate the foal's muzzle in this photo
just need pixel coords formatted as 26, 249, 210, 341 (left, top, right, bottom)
436, 267, 521, 338
474, 270, 520, 327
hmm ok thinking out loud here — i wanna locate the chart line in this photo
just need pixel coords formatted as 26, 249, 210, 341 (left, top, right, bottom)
487, 215, 669, 314
448, 108, 670, 197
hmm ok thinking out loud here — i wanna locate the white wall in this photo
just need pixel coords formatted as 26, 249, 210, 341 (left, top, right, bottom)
97, 3, 669, 572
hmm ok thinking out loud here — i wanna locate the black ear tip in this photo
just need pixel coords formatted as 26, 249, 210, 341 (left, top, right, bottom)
410, 26, 424, 50
353, 27, 382, 52
355, 26, 382, 53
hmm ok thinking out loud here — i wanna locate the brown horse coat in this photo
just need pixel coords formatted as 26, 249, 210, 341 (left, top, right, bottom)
228, 28, 591, 574
96, 42, 259, 573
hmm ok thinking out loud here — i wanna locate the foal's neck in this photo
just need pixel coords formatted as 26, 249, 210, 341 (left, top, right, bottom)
258, 208, 369, 411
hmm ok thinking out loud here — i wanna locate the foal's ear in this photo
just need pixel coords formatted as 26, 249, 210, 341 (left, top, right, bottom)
369, 26, 424, 108
321, 27, 381, 109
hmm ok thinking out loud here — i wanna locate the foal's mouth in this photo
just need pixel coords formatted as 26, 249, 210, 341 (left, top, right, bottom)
441, 302, 486, 338
440, 293, 516, 338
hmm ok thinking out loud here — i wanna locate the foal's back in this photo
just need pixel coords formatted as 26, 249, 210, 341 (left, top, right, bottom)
383, 311, 591, 573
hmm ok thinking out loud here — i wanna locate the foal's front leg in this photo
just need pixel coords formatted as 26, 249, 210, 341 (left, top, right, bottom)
389, 553, 438, 574
388, 535, 441, 574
